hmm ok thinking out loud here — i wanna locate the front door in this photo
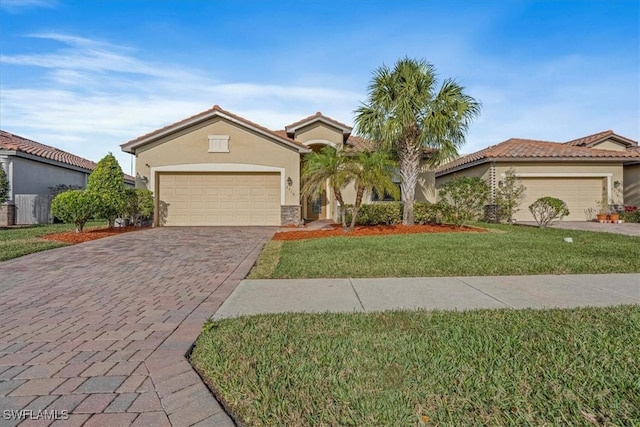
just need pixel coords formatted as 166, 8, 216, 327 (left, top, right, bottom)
305, 192, 326, 221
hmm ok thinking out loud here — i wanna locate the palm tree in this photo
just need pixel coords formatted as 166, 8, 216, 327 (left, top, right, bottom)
348, 150, 399, 231
301, 146, 355, 229
354, 57, 481, 225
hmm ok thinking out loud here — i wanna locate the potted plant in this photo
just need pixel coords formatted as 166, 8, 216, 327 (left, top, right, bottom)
595, 200, 608, 223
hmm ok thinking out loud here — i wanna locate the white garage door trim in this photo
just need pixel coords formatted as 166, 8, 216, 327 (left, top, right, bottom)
150, 163, 286, 204
502, 172, 613, 203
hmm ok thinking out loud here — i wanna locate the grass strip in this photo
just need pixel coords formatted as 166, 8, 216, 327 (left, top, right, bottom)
191, 305, 640, 426
264, 223, 640, 278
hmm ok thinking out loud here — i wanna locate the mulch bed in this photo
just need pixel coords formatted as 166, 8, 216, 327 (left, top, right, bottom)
273, 224, 486, 241
41, 226, 148, 244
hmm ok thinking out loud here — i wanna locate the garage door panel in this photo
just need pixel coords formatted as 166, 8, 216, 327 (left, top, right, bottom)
516, 177, 603, 222
158, 172, 281, 226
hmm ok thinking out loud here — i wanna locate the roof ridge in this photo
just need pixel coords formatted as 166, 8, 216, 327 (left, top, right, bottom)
0, 130, 98, 171
285, 112, 352, 133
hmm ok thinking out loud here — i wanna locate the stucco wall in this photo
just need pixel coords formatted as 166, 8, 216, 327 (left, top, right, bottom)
435, 164, 491, 197
11, 156, 89, 197
623, 163, 640, 207
135, 117, 301, 205
590, 139, 627, 152
294, 123, 343, 146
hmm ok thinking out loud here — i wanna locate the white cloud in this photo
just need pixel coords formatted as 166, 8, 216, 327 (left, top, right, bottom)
0, 29, 637, 174
0, 0, 56, 12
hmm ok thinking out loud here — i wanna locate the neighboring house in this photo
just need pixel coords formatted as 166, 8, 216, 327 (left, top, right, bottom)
435, 131, 640, 222
120, 106, 434, 226
119, 105, 639, 226
0, 130, 134, 226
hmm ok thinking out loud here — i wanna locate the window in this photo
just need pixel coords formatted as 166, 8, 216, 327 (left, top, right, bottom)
208, 135, 229, 153
371, 183, 401, 202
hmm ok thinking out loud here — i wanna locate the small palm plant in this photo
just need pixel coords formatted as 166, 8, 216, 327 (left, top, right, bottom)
348, 151, 399, 231
301, 146, 355, 229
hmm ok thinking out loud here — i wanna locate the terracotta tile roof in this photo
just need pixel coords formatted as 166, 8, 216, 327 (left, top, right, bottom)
0, 130, 134, 182
564, 130, 638, 148
0, 130, 98, 171
123, 105, 308, 152
285, 112, 353, 134
436, 137, 640, 175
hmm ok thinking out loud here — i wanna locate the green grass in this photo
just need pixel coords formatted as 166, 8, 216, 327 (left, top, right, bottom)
247, 240, 282, 279
0, 220, 107, 261
191, 306, 640, 426
251, 223, 640, 278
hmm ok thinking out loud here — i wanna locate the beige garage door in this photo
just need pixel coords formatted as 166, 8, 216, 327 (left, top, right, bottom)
516, 177, 604, 222
158, 172, 281, 226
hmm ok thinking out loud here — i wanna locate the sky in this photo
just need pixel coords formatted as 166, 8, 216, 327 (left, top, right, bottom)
1, 0, 638, 174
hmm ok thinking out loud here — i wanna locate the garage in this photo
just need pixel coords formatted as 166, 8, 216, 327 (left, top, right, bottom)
516, 177, 605, 222
158, 172, 281, 226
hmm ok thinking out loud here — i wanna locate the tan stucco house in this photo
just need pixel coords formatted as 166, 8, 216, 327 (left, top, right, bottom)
121, 105, 435, 226
435, 131, 640, 222
120, 106, 639, 226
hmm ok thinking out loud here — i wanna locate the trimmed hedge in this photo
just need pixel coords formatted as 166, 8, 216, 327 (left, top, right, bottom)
344, 202, 447, 226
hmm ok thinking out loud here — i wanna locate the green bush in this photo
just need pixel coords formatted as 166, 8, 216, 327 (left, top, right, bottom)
413, 202, 447, 224
439, 176, 490, 227
87, 153, 127, 227
620, 209, 640, 223
51, 190, 101, 233
0, 167, 10, 205
124, 188, 154, 225
529, 197, 569, 227
344, 202, 402, 226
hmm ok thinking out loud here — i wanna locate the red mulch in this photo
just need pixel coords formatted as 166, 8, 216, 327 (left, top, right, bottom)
273, 224, 486, 241
41, 226, 147, 244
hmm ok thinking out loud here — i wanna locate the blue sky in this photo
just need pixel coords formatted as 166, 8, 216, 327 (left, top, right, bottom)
1, 0, 638, 174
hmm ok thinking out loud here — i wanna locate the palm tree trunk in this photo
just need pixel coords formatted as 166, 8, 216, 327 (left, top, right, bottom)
333, 186, 347, 229
399, 143, 421, 225
348, 185, 365, 231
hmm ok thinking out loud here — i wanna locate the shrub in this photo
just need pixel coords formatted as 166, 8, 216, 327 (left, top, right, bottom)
344, 202, 402, 226
87, 153, 127, 227
439, 176, 490, 227
620, 207, 640, 223
51, 190, 100, 233
495, 168, 526, 224
414, 202, 447, 224
48, 184, 83, 196
0, 167, 10, 204
124, 188, 154, 225
528, 197, 569, 227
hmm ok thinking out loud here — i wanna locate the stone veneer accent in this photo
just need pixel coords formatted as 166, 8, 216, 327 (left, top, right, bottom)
483, 204, 501, 223
0, 203, 16, 226
281, 205, 301, 225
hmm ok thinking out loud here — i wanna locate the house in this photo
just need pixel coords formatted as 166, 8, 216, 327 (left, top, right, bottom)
0, 130, 135, 226
120, 106, 434, 226
120, 105, 639, 226
435, 131, 640, 222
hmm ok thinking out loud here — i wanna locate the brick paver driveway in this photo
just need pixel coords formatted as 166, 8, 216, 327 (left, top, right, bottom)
0, 227, 275, 427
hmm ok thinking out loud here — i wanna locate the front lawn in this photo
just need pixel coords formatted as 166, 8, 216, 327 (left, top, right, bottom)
0, 220, 106, 261
191, 305, 640, 426
251, 223, 640, 278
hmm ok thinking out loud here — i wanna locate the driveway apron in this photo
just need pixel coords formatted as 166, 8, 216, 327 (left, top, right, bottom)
0, 227, 275, 427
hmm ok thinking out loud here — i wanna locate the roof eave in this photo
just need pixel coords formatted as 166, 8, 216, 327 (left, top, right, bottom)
285, 117, 352, 135
436, 155, 639, 177
121, 111, 310, 154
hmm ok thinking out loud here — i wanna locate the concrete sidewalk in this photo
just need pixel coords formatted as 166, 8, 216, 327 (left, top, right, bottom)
214, 274, 640, 319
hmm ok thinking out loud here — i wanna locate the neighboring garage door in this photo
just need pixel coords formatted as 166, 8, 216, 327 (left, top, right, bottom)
516, 177, 604, 222
158, 172, 281, 226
